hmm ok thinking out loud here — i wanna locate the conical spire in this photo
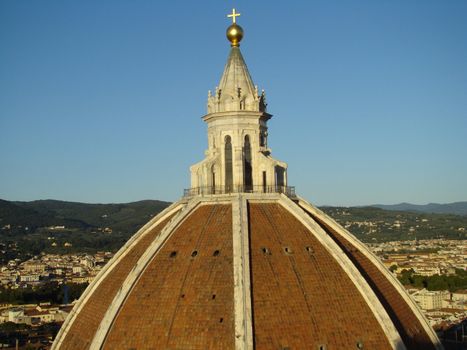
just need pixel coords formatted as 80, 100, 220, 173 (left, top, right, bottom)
219, 47, 255, 92
217, 47, 258, 108
207, 18, 267, 114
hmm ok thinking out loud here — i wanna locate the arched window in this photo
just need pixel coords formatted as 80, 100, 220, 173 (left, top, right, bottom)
224, 136, 233, 193
243, 135, 253, 191
211, 165, 216, 194
275, 165, 285, 192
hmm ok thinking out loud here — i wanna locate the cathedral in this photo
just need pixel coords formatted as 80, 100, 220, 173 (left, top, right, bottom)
52, 10, 443, 350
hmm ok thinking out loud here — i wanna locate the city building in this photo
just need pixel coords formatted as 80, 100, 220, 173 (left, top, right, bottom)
52, 10, 442, 350
412, 289, 451, 310
0, 304, 70, 326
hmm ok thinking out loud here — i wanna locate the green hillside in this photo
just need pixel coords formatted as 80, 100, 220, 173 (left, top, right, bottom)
372, 202, 467, 216
321, 206, 467, 242
0, 199, 89, 232
1, 199, 466, 264
14, 199, 169, 233
0, 199, 170, 263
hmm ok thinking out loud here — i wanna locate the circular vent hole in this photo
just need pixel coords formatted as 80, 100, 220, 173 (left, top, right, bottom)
213, 250, 220, 257
212, 294, 216, 300
191, 250, 198, 257
219, 317, 224, 323
261, 247, 270, 255
284, 247, 292, 254
169, 251, 177, 258
356, 341, 364, 349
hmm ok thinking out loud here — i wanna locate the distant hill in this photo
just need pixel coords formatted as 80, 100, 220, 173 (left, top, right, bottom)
0, 199, 89, 231
0, 199, 170, 233
13, 199, 171, 233
321, 206, 467, 243
1, 198, 466, 264
371, 202, 467, 216
0, 198, 172, 262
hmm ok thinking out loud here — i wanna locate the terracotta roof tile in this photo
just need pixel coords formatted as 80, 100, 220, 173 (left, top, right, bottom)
304, 206, 437, 350
103, 204, 234, 350
59, 213, 176, 350
248, 203, 393, 350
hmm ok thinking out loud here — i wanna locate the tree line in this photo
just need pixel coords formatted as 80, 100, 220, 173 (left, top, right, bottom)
397, 268, 467, 292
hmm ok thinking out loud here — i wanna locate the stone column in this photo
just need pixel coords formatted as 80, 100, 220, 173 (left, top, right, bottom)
233, 146, 243, 191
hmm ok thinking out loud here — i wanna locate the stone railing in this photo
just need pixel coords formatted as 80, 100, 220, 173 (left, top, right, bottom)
183, 185, 296, 198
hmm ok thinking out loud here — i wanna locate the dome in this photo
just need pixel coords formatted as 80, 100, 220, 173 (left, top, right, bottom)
52, 194, 441, 350
52, 10, 442, 350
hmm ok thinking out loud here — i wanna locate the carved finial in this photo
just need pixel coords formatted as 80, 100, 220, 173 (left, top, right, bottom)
259, 89, 267, 112
208, 90, 212, 98
226, 9, 244, 47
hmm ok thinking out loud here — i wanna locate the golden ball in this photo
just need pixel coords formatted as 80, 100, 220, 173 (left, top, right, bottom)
226, 24, 244, 46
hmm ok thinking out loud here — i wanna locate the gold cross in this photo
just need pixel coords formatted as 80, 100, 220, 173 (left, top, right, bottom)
227, 8, 241, 24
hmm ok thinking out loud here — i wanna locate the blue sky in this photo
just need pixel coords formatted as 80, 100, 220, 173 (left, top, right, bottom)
1, 1, 466, 206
